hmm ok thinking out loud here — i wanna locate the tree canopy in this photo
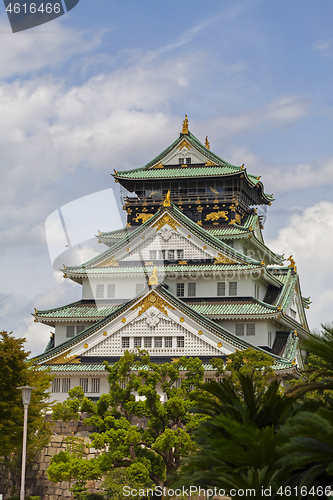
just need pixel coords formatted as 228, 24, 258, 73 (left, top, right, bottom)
0, 331, 53, 495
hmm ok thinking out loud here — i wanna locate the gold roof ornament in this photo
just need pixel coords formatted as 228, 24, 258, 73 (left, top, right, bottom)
148, 265, 159, 286
205, 136, 210, 149
163, 190, 171, 207
182, 115, 189, 134
241, 164, 245, 170
287, 255, 297, 273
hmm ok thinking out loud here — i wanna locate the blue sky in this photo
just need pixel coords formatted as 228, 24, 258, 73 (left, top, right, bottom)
0, 0, 333, 355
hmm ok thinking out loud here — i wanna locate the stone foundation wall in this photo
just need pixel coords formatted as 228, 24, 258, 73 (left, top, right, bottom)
0, 416, 103, 500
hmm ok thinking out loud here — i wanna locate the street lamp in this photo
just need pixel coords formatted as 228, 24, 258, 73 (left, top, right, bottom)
17, 386, 37, 500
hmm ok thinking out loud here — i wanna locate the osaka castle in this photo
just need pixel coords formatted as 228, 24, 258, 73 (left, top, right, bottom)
33, 116, 311, 401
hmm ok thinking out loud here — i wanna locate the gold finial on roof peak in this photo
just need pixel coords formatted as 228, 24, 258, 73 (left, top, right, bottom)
182, 115, 189, 134
287, 255, 297, 273
205, 136, 210, 149
163, 189, 171, 207
148, 265, 158, 286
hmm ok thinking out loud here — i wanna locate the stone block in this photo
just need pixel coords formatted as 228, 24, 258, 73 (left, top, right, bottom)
39, 462, 48, 471
51, 435, 63, 443
55, 488, 63, 495
64, 489, 71, 497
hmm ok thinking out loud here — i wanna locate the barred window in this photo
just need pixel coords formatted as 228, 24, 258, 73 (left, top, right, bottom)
154, 337, 162, 348
52, 378, 61, 393
144, 337, 152, 348
229, 281, 237, 296
236, 324, 245, 336
188, 283, 196, 297
177, 336, 184, 348
91, 378, 100, 393
217, 282, 225, 296
134, 337, 142, 348
96, 284, 104, 299
176, 249, 184, 259
176, 283, 184, 297
165, 337, 172, 348
62, 378, 71, 393
186, 158, 191, 164
174, 378, 183, 388
168, 249, 175, 260
122, 337, 130, 349
80, 378, 89, 393
136, 283, 144, 295
179, 158, 185, 164
120, 378, 129, 389
254, 284, 260, 300
149, 250, 157, 259
76, 325, 85, 335
107, 284, 115, 298
66, 326, 75, 338
246, 324, 255, 336
159, 249, 166, 260
268, 332, 272, 348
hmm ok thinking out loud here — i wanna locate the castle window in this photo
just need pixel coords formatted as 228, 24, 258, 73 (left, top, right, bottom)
91, 378, 100, 393
154, 337, 162, 348
176, 249, 184, 259
177, 283, 185, 297
290, 309, 296, 319
66, 326, 75, 338
149, 250, 157, 259
62, 378, 71, 393
236, 324, 244, 336
217, 282, 226, 296
177, 336, 184, 348
107, 284, 115, 298
52, 378, 61, 393
80, 378, 89, 393
96, 284, 104, 299
254, 284, 260, 300
268, 332, 272, 348
229, 282, 237, 296
246, 324, 255, 336
188, 283, 196, 297
168, 250, 175, 260
159, 250, 166, 260
136, 283, 144, 295
179, 158, 185, 164
165, 337, 172, 348
186, 158, 191, 164
144, 337, 152, 348
122, 337, 130, 349
76, 325, 85, 335
134, 337, 142, 348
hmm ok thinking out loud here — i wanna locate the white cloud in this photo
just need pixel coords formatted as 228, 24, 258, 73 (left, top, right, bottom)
313, 39, 333, 57
0, 15, 105, 79
267, 201, 333, 330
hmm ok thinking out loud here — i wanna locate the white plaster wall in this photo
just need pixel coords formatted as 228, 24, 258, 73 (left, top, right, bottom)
55, 322, 93, 347
82, 277, 147, 300
50, 374, 110, 403
219, 320, 270, 347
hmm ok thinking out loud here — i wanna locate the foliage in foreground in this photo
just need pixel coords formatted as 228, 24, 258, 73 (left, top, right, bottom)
49, 351, 208, 490
0, 331, 53, 496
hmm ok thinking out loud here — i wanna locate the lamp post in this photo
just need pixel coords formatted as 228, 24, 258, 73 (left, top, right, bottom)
17, 386, 37, 500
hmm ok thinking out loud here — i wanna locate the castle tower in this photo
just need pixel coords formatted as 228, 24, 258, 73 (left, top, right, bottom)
33, 118, 311, 401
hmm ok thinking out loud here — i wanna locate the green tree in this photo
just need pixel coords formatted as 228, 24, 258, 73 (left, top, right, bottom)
0, 331, 53, 495
174, 375, 302, 500
49, 352, 207, 493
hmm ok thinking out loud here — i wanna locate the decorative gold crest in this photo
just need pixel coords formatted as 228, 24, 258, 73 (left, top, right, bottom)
153, 214, 180, 232
205, 136, 210, 149
46, 351, 81, 365
96, 255, 119, 267
204, 211, 228, 222
131, 291, 175, 317
182, 115, 189, 134
163, 190, 171, 207
148, 266, 159, 286
214, 253, 237, 264
153, 162, 164, 169
133, 213, 153, 224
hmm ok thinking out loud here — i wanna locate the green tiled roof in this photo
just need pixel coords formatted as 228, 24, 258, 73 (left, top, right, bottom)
34, 300, 122, 320
33, 285, 291, 367
187, 299, 278, 318
35, 298, 279, 324
65, 263, 261, 277
113, 132, 274, 203
38, 363, 108, 372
